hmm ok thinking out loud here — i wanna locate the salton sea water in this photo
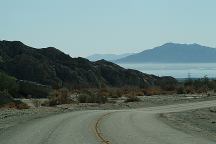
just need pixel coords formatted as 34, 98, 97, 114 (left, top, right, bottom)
118, 63, 216, 79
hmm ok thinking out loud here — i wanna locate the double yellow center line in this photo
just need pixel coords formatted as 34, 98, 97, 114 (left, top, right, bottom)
94, 112, 112, 144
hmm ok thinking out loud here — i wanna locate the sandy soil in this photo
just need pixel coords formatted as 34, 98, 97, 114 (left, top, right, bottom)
160, 107, 216, 141
58, 94, 216, 110
0, 107, 67, 132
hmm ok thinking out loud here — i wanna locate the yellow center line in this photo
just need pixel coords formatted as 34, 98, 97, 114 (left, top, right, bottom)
94, 112, 112, 144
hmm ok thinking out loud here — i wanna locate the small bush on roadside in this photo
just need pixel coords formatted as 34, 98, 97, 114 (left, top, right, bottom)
77, 94, 89, 103
0, 90, 29, 109
183, 76, 216, 94
11, 100, 29, 109
78, 91, 107, 104
177, 87, 186, 94
135, 90, 144, 96
108, 90, 117, 98
32, 99, 42, 108
117, 87, 144, 97
116, 89, 123, 97
0, 90, 12, 106
124, 96, 141, 103
97, 88, 110, 97
107, 88, 124, 98
0, 72, 19, 96
185, 86, 195, 94
143, 87, 161, 96
48, 88, 72, 106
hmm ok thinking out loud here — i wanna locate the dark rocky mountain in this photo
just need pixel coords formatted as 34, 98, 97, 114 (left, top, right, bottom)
116, 43, 216, 63
87, 53, 133, 61
0, 40, 176, 89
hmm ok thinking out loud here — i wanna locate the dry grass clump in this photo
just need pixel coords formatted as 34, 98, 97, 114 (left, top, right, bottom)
142, 87, 162, 96
2, 101, 29, 109
124, 96, 141, 103
182, 77, 216, 94
112, 87, 144, 97
32, 99, 42, 108
97, 88, 110, 97
46, 88, 72, 106
78, 90, 107, 104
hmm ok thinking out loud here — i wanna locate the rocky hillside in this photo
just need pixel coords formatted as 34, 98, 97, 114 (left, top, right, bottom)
0, 40, 176, 89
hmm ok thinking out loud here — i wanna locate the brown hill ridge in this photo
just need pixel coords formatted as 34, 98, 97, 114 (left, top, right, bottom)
0, 40, 176, 89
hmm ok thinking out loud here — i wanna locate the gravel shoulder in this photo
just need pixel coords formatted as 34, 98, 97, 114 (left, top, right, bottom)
0, 107, 68, 132
160, 107, 216, 141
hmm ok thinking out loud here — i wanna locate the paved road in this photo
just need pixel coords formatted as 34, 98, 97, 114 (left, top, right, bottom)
1, 100, 216, 144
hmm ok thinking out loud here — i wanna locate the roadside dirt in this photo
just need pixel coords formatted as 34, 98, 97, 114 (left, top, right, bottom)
0, 107, 67, 132
160, 107, 216, 141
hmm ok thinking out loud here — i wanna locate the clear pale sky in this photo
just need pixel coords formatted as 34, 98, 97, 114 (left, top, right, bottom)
1, 0, 216, 57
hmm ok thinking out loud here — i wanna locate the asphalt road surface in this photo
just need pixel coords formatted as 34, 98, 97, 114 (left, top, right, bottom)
1, 100, 216, 144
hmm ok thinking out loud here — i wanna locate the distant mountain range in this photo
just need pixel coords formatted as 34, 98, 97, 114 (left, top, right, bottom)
0, 40, 175, 88
86, 53, 133, 61
115, 43, 216, 63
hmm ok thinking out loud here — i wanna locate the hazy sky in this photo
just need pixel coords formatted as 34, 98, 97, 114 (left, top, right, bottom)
1, 0, 216, 57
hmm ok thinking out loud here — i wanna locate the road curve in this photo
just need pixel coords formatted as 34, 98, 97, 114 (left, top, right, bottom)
1, 100, 216, 144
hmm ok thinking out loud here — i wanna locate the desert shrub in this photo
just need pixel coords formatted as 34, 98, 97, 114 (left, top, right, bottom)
116, 89, 123, 97
185, 86, 195, 94
124, 96, 141, 103
11, 100, 29, 109
206, 80, 216, 90
183, 76, 216, 94
116, 86, 144, 97
143, 87, 162, 96
32, 99, 42, 107
108, 90, 116, 98
0, 72, 19, 96
135, 90, 144, 96
177, 87, 186, 94
0, 56, 2, 62
78, 91, 107, 104
0, 90, 13, 106
41, 100, 49, 106
97, 87, 110, 97
195, 86, 208, 94
48, 88, 72, 106
109, 92, 121, 98
0, 90, 29, 109
77, 94, 89, 103
107, 88, 124, 98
